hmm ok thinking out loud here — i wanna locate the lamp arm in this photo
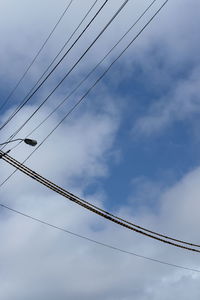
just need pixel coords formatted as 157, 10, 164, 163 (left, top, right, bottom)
0, 138, 24, 146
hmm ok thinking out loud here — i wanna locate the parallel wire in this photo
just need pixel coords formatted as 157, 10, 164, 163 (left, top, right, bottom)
0, 0, 74, 113
1, 0, 163, 156
23, 0, 99, 102
2, 0, 198, 270
3, 149, 200, 248
26, 0, 157, 139
3, 0, 129, 145
0, 0, 110, 134
22, 0, 170, 165
1, 150, 200, 253
0, 0, 162, 186
0, 0, 99, 137
1, 1, 191, 252
0, 1, 170, 224
1, 203, 200, 273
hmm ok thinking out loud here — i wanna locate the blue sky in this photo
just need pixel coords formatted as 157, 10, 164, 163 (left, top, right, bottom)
1, 0, 200, 299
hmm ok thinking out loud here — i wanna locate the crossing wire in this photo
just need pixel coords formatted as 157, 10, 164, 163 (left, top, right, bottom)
1, 150, 200, 253
0, 0, 110, 135
3, 0, 129, 145
0, 0, 99, 136
2, 0, 199, 272
1, 0, 165, 155
26, 0, 158, 140
0, 1, 170, 233
1, 1, 185, 250
18, 0, 170, 171
1, 202, 200, 273
0, 0, 74, 113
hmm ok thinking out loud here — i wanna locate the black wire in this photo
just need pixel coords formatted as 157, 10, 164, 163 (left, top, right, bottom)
2, 149, 200, 250
0, 1, 168, 190
4, 0, 129, 144
1, 203, 199, 273
28, 0, 169, 160
0, 0, 99, 139
0, 0, 74, 113
0, 0, 110, 134
2, 0, 188, 252
26, 0, 157, 139
3, 0, 200, 253
21, 0, 99, 107
2, 0, 197, 268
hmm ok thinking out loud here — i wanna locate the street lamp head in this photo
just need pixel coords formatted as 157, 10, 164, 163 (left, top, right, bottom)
24, 138, 37, 146
0, 138, 38, 147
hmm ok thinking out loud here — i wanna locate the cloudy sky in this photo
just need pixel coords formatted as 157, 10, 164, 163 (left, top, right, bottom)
1, 0, 200, 299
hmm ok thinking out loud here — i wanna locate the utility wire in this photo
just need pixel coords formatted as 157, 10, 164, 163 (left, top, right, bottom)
3, 0, 199, 270
3, 149, 200, 249
22, 0, 99, 106
26, 0, 157, 139
0, 0, 110, 134
22, 0, 170, 166
4, 0, 129, 145
0, 1, 169, 210
1, 1, 188, 251
0, 0, 99, 140
1, 150, 200, 253
0, 0, 74, 113
1, 202, 200, 273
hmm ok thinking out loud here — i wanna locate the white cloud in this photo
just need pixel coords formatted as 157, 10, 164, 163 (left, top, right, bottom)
133, 65, 200, 136
1, 0, 200, 299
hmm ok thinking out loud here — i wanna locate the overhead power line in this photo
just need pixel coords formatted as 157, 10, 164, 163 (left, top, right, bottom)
0, 0, 110, 135
0, 0, 74, 113
3, 0, 130, 145
1, 150, 200, 253
2, 0, 167, 155
0, 0, 99, 140
1, 202, 199, 273
20, 0, 170, 168
22, 0, 99, 105
0, 1, 170, 223
26, 0, 157, 140
0, 0, 181, 253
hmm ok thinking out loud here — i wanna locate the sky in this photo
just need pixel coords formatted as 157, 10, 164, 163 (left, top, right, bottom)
1, 0, 200, 299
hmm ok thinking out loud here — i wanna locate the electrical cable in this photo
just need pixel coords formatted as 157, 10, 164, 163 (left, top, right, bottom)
3, 0, 129, 145
0, 0, 110, 134
25, 0, 157, 140
0, 1, 169, 212
1, 150, 200, 253
1, 202, 200, 273
0, 1, 200, 272
2, 1, 191, 252
21, 0, 99, 106
1, 0, 163, 156
22, 0, 170, 166
0, 0, 74, 113
0, 0, 99, 140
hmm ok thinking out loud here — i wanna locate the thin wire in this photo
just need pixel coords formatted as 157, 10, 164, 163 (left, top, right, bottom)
0, 1, 169, 194
2, 1, 192, 252
4, 146, 200, 249
2, 1, 190, 251
26, 0, 157, 139
0, 0, 99, 139
23, 0, 99, 105
25, 0, 170, 162
0, 0, 74, 113
0, 0, 110, 135
2, 151, 200, 253
1, 202, 200, 273
4, 0, 129, 144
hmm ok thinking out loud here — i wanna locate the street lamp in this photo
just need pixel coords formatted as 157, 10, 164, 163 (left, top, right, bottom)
0, 138, 37, 147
